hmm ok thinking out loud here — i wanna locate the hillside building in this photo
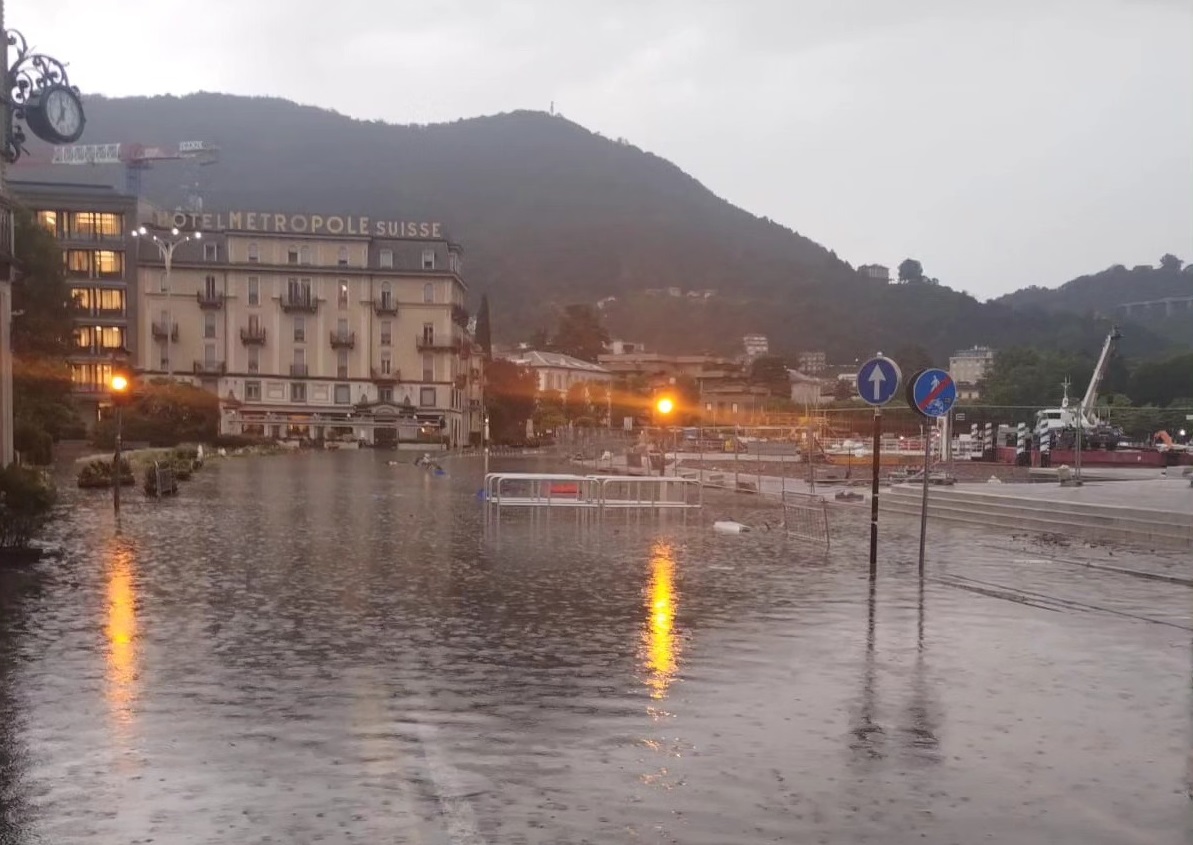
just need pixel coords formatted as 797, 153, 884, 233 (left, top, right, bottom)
132, 209, 482, 447
15, 180, 141, 421
743, 334, 769, 360
859, 264, 890, 282
797, 350, 826, 374
949, 346, 995, 387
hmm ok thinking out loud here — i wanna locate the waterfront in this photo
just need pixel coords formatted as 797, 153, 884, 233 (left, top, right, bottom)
0, 451, 1189, 843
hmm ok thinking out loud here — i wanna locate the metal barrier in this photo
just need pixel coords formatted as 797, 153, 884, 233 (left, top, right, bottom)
781, 491, 831, 549
483, 473, 701, 510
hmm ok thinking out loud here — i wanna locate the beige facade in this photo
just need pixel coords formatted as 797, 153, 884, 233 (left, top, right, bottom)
133, 218, 482, 447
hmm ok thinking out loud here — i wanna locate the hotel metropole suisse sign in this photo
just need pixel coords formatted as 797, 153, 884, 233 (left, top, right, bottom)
153, 210, 444, 239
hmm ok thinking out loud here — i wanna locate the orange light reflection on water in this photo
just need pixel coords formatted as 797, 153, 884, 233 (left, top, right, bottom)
643, 539, 679, 700
105, 540, 139, 728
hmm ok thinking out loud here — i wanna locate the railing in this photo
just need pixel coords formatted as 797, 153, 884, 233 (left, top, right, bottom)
483, 473, 702, 510
415, 335, 462, 352
193, 360, 226, 375
196, 291, 224, 309
373, 298, 398, 315
240, 326, 267, 345
781, 491, 831, 549
289, 363, 309, 377
281, 294, 319, 313
330, 330, 356, 349
151, 321, 179, 340
371, 367, 398, 384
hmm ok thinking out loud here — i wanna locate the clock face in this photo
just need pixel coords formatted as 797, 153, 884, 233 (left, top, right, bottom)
40, 86, 85, 143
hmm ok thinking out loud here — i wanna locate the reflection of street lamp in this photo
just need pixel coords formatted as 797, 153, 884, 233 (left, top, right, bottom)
109, 370, 130, 515
131, 225, 201, 379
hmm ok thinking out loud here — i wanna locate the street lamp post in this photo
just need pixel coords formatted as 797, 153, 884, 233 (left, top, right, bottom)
132, 225, 200, 379
110, 371, 129, 515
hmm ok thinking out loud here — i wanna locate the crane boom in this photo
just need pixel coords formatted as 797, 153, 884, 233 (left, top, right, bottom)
1080, 326, 1121, 419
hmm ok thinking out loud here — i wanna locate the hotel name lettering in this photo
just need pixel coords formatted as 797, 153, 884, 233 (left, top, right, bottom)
156, 211, 443, 239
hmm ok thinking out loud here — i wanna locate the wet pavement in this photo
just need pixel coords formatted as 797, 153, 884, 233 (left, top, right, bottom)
0, 451, 1189, 844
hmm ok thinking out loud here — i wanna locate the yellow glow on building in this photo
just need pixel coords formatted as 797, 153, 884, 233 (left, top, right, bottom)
643, 539, 679, 700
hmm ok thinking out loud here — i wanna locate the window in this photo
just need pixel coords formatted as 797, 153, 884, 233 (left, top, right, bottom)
94, 250, 121, 278
334, 384, 350, 404
204, 242, 218, 261
69, 211, 122, 239
299, 245, 311, 265
36, 210, 58, 235
245, 380, 262, 401
287, 246, 300, 264
287, 277, 312, 304
420, 387, 436, 407
204, 274, 218, 298
248, 243, 259, 262
379, 249, 393, 268
337, 280, 348, 309
423, 282, 435, 303
159, 344, 169, 371
291, 382, 307, 403
380, 320, 392, 346
204, 312, 216, 339
293, 316, 305, 343
380, 352, 392, 375
422, 249, 436, 270
72, 288, 92, 312
338, 246, 349, 267
159, 271, 169, 293
422, 322, 434, 345
336, 317, 349, 335
204, 344, 216, 366
74, 326, 91, 349
247, 276, 260, 305
379, 281, 393, 309
379, 387, 394, 404
248, 313, 261, 333
97, 326, 124, 350
422, 353, 434, 382
97, 288, 125, 314
248, 347, 260, 374
337, 349, 349, 379
293, 348, 306, 366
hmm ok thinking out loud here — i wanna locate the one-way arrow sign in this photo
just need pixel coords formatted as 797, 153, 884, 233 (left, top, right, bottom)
856, 356, 902, 407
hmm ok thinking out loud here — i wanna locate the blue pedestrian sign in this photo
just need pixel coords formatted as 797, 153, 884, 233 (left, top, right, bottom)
855, 356, 902, 406
909, 368, 958, 418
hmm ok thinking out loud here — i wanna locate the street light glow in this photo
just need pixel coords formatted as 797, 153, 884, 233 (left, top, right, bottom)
656, 397, 674, 415
111, 374, 129, 393
193, 231, 202, 239
170, 227, 180, 236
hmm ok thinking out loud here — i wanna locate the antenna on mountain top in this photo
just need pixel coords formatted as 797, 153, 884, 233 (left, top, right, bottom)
550, 101, 555, 115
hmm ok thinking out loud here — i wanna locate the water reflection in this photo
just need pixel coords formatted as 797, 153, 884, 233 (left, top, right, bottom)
642, 539, 679, 700
104, 537, 139, 732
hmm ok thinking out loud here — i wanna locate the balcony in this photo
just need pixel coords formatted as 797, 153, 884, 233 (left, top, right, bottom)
415, 334, 462, 353
240, 326, 267, 345
151, 321, 179, 341
290, 363, 309, 377
371, 367, 399, 385
193, 360, 226, 376
373, 298, 398, 316
329, 330, 356, 349
196, 291, 225, 309
281, 294, 319, 313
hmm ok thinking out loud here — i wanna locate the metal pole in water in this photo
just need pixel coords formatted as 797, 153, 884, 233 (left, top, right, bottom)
869, 407, 882, 580
917, 423, 931, 575
112, 406, 123, 516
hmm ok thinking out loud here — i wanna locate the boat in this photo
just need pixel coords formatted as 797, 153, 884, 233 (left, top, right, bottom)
1035, 326, 1125, 450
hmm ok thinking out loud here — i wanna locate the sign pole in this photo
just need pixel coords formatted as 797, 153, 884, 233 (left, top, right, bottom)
905, 367, 959, 577
869, 406, 881, 579
917, 423, 930, 575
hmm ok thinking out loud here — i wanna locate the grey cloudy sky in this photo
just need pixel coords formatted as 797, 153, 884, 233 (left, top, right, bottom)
13, 0, 1193, 298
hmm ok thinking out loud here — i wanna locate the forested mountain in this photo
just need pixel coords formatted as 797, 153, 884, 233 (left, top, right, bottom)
15, 93, 1184, 362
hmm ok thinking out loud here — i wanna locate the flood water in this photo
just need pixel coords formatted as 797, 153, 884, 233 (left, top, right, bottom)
1, 451, 1189, 844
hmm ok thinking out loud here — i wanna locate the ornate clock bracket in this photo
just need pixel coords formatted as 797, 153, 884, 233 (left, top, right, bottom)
2, 28, 86, 164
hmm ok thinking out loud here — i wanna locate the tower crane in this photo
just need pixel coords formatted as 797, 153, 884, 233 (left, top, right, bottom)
14, 140, 220, 204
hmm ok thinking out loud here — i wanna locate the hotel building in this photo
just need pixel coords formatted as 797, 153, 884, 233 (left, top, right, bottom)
14, 180, 140, 420
132, 210, 483, 447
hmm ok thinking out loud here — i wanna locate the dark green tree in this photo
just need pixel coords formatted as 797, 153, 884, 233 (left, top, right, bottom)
550, 304, 609, 362
1128, 353, 1193, 407
483, 359, 537, 443
564, 381, 592, 421
475, 293, 492, 356
527, 327, 550, 350
897, 258, 925, 284
833, 380, 853, 401
533, 389, 567, 433
1159, 253, 1183, 272
892, 344, 934, 373
749, 355, 791, 396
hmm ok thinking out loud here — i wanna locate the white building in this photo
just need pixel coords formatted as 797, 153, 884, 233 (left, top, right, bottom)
787, 369, 824, 405
501, 350, 612, 395
859, 264, 890, 283
949, 346, 995, 386
743, 334, 769, 359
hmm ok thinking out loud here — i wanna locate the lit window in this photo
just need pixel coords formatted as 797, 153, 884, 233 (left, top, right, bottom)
420, 387, 436, 407
72, 287, 93, 311
379, 249, 393, 268
98, 289, 124, 313
98, 326, 124, 350
422, 249, 435, 270
245, 380, 261, 401
36, 210, 58, 234
94, 251, 123, 278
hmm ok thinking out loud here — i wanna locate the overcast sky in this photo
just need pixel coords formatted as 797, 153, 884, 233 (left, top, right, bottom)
13, 0, 1192, 298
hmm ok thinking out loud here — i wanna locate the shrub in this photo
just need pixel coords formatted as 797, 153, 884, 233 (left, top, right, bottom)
77, 458, 134, 489
0, 465, 57, 549
15, 420, 52, 466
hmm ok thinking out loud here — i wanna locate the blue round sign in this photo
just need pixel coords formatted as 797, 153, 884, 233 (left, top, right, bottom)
909, 368, 958, 418
855, 356, 902, 406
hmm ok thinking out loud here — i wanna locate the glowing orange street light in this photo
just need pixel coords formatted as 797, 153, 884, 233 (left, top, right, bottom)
110, 374, 129, 394
110, 370, 132, 515
656, 397, 674, 416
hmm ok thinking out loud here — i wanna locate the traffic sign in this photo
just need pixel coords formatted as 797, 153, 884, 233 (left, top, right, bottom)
855, 356, 902, 406
908, 368, 958, 418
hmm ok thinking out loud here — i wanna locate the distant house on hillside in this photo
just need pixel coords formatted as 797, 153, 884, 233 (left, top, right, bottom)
499, 350, 612, 395
859, 264, 891, 283
787, 369, 825, 406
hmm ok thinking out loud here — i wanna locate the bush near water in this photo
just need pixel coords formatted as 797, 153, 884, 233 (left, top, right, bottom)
0, 465, 56, 551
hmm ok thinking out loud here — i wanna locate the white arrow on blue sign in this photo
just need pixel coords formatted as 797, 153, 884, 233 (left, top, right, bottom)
909, 368, 958, 418
855, 356, 902, 406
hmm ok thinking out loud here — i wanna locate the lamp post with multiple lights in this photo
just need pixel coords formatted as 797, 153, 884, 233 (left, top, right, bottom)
131, 224, 201, 379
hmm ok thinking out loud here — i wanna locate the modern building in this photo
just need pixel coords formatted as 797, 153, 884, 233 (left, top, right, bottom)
797, 350, 826, 375
501, 349, 611, 395
132, 208, 482, 447
742, 334, 769, 360
859, 264, 890, 282
14, 180, 141, 421
949, 346, 995, 387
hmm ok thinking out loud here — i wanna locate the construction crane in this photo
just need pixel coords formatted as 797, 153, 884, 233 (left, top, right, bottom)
16, 140, 219, 206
